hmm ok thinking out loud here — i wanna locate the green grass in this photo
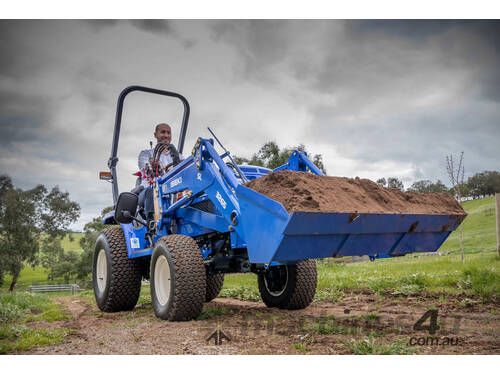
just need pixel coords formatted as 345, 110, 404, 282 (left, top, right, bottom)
219, 274, 260, 301
343, 337, 414, 355
321, 252, 499, 300
305, 320, 348, 335
25, 307, 72, 323
1, 267, 51, 291
0, 292, 54, 324
0, 292, 72, 353
220, 253, 499, 302
440, 196, 497, 254
0, 326, 71, 354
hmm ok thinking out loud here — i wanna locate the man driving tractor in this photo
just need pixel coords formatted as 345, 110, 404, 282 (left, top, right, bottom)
137, 123, 183, 223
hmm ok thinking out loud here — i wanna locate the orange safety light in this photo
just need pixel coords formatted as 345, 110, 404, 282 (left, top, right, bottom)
99, 171, 112, 181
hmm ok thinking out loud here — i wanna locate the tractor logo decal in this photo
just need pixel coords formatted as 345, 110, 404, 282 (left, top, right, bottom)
170, 177, 182, 188
216, 191, 227, 209
130, 237, 140, 249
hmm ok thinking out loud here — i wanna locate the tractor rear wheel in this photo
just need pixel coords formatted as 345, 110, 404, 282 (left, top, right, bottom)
205, 273, 224, 302
258, 260, 317, 310
150, 235, 206, 321
93, 227, 142, 312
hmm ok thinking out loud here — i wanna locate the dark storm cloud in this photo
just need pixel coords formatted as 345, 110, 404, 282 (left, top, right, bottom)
352, 20, 465, 40
312, 102, 500, 158
0, 88, 53, 148
211, 20, 295, 81
82, 20, 119, 32
353, 20, 500, 46
0, 21, 50, 79
211, 19, 500, 181
129, 20, 172, 35
72, 61, 118, 110
0, 116, 44, 145
349, 20, 500, 103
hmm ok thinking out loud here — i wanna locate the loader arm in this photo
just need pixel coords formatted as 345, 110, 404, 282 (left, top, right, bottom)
273, 150, 325, 175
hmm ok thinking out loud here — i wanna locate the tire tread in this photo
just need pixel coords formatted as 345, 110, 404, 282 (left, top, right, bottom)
98, 226, 142, 312
205, 273, 224, 302
154, 235, 206, 321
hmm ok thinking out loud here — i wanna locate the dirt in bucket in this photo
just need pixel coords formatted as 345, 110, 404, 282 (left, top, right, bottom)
244, 171, 466, 215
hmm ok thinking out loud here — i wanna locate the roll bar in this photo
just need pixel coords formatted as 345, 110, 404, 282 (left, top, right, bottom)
107, 85, 190, 204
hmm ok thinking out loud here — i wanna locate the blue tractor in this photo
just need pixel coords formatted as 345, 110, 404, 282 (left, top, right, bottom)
93, 86, 465, 321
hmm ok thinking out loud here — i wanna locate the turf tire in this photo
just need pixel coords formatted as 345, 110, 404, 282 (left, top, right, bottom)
150, 235, 206, 321
92, 226, 142, 312
258, 259, 317, 310
205, 273, 224, 302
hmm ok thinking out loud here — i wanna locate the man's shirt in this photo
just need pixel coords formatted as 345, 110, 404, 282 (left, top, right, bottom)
138, 149, 184, 188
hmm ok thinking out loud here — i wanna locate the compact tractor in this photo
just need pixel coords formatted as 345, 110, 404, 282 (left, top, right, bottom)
93, 86, 464, 321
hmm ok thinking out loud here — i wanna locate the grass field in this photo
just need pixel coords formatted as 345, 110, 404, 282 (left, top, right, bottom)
440, 196, 497, 254
220, 252, 500, 303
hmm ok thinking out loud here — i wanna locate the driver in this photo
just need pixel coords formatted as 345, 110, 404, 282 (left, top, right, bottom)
137, 123, 183, 222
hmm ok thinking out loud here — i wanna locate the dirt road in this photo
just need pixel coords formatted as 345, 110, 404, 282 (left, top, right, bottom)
21, 293, 499, 354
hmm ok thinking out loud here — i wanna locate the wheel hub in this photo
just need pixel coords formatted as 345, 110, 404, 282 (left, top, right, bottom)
154, 255, 172, 305
96, 249, 107, 292
263, 266, 288, 297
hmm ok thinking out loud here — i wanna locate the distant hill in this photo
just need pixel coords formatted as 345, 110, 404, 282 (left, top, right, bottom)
61, 232, 84, 253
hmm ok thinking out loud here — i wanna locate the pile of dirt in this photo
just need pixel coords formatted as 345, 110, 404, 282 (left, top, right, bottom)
244, 171, 466, 215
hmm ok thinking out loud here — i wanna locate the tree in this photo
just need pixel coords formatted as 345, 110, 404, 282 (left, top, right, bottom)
0, 175, 80, 291
40, 236, 81, 283
234, 141, 327, 174
387, 177, 404, 191
407, 179, 449, 194
467, 171, 500, 198
446, 152, 465, 263
39, 206, 113, 284
376, 177, 404, 191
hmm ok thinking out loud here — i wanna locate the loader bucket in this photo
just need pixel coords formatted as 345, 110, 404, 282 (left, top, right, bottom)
236, 185, 465, 264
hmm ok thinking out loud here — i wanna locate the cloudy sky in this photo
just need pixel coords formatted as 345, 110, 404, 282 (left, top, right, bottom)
1, 20, 499, 230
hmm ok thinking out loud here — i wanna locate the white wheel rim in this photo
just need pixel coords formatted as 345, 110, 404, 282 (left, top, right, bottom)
96, 249, 107, 292
264, 267, 288, 297
154, 255, 172, 306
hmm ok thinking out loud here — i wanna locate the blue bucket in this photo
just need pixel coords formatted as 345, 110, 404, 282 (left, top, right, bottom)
236, 184, 465, 264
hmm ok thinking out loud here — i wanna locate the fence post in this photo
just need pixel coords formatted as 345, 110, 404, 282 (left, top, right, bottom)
496, 193, 500, 257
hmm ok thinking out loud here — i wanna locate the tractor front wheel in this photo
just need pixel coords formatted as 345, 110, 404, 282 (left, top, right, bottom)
150, 235, 206, 321
258, 260, 317, 310
92, 227, 142, 312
